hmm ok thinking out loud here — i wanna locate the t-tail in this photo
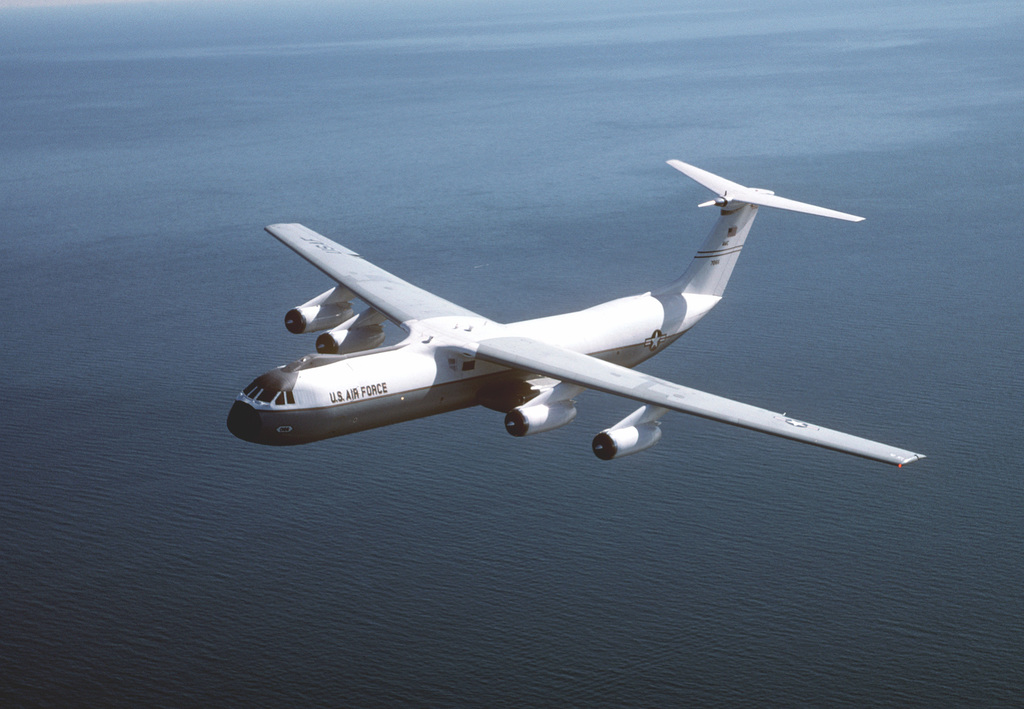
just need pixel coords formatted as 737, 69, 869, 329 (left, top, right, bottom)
660, 160, 864, 298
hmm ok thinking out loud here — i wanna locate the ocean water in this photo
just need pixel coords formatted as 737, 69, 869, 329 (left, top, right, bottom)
2, 1, 1022, 706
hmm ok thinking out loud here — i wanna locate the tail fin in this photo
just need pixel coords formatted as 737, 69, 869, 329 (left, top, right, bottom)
661, 160, 864, 297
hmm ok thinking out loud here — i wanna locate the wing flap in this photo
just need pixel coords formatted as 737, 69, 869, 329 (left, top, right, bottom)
474, 335, 924, 466
265, 223, 481, 324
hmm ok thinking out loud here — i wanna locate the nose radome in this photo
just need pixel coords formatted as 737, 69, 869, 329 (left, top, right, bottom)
227, 401, 261, 442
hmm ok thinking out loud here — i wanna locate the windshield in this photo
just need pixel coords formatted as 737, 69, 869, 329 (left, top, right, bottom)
241, 367, 298, 405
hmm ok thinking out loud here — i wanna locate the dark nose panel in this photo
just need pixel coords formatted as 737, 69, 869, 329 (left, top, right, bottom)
227, 401, 261, 442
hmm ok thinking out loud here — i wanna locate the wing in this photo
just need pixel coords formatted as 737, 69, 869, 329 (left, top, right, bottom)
265, 223, 482, 324
473, 336, 924, 466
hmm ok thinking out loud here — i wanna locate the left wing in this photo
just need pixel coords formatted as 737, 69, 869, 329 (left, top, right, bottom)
266, 223, 482, 324
473, 335, 924, 466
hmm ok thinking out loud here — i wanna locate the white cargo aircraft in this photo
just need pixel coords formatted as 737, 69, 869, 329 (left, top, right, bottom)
228, 161, 924, 466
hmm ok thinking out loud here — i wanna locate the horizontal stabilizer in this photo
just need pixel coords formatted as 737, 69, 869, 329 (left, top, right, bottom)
667, 160, 864, 222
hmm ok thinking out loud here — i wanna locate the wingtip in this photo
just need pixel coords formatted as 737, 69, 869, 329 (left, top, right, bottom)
897, 453, 926, 468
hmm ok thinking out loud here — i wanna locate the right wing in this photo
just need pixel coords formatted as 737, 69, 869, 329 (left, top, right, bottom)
473, 335, 924, 466
266, 223, 482, 325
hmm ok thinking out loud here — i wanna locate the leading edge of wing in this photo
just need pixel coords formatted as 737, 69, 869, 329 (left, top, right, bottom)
473, 336, 925, 467
265, 223, 482, 324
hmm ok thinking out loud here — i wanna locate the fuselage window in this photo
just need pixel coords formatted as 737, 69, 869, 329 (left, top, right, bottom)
257, 388, 277, 403
285, 391, 295, 405
274, 391, 286, 406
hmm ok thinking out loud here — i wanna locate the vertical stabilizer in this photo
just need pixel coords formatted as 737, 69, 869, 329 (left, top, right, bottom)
658, 160, 864, 297
668, 203, 759, 297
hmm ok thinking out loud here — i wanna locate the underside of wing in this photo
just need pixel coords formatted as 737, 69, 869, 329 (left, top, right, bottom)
473, 335, 924, 466
266, 223, 482, 325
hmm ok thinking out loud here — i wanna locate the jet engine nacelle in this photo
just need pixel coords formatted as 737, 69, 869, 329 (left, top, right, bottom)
504, 401, 577, 437
286, 303, 355, 334
285, 286, 356, 334
592, 423, 662, 460
315, 324, 386, 355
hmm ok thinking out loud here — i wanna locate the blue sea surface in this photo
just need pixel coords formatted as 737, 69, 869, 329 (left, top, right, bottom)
2, 1, 1022, 706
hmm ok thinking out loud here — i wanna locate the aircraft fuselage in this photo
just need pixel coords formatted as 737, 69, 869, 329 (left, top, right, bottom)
227, 292, 718, 445
227, 164, 924, 466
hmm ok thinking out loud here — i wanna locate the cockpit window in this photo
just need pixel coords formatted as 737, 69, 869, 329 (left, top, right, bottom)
243, 368, 298, 405
242, 384, 295, 405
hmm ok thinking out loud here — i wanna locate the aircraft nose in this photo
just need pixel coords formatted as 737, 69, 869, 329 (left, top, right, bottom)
227, 400, 262, 442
